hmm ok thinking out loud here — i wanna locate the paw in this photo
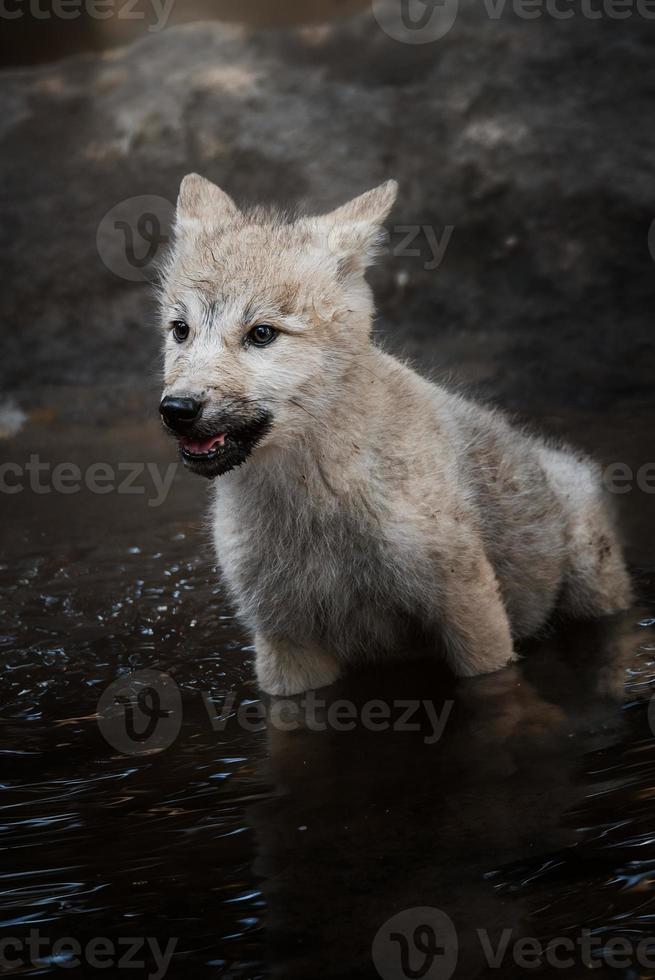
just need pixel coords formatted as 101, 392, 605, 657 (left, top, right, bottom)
255, 637, 342, 696
601, 578, 634, 616
448, 640, 518, 678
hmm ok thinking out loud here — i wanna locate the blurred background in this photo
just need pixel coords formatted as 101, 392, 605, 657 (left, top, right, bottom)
4, 0, 655, 418
2, 1, 372, 66
3, 0, 655, 425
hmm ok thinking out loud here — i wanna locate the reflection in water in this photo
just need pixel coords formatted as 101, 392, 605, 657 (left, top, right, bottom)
249, 612, 655, 979
1, 391, 655, 978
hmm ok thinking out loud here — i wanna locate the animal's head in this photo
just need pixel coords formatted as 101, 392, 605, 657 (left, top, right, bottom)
158, 174, 397, 478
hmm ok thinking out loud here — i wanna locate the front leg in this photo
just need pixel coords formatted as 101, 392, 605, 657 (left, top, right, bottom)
439, 547, 517, 677
254, 632, 342, 695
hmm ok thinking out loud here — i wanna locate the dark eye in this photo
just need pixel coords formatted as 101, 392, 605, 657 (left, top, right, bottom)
171, 320, 189, 343
247, 323, 278, 348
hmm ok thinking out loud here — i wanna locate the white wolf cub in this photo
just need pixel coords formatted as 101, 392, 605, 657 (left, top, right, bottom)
158, 174, 632, 695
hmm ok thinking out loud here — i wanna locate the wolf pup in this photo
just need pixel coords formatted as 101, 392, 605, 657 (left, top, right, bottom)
158, 174, 632, 695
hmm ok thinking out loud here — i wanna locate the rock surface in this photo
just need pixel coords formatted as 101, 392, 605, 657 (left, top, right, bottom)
2, 5, 654, 417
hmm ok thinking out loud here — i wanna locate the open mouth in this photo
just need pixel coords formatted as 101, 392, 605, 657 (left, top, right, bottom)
178, 430, 237, 478
168, 408, 274, 479
179, 433, 227, 460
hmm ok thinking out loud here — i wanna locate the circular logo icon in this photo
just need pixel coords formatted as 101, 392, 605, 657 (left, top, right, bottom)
96, 194, 174, 282
97, 669, 182, 755
372, 907, 458, 980
372, 0, 459, 44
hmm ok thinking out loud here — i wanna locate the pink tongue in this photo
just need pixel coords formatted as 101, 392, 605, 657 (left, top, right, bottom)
181, 433, 226, 454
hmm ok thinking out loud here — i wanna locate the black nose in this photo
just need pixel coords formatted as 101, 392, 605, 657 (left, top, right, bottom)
159, 396, 203, 430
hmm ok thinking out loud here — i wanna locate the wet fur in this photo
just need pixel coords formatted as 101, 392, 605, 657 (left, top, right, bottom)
159, 175, 632, 695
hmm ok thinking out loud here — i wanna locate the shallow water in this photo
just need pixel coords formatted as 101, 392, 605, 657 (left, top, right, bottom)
2, 385, 655, 979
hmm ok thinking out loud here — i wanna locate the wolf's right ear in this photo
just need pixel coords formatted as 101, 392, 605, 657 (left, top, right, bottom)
175, 174, 240, 234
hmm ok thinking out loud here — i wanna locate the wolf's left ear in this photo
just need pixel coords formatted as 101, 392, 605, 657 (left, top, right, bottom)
175, 173, 240, 233
317, 180, 398, 274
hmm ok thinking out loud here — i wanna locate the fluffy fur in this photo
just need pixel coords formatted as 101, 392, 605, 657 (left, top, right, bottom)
158, 174, 632, 695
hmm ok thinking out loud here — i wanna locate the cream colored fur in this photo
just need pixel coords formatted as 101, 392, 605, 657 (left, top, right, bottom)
159, 174, 632, 695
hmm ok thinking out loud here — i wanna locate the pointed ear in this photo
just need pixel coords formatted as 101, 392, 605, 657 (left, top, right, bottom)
175, 173, 240, 233
324, 180, 398, 227
318, 180, 398, 275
